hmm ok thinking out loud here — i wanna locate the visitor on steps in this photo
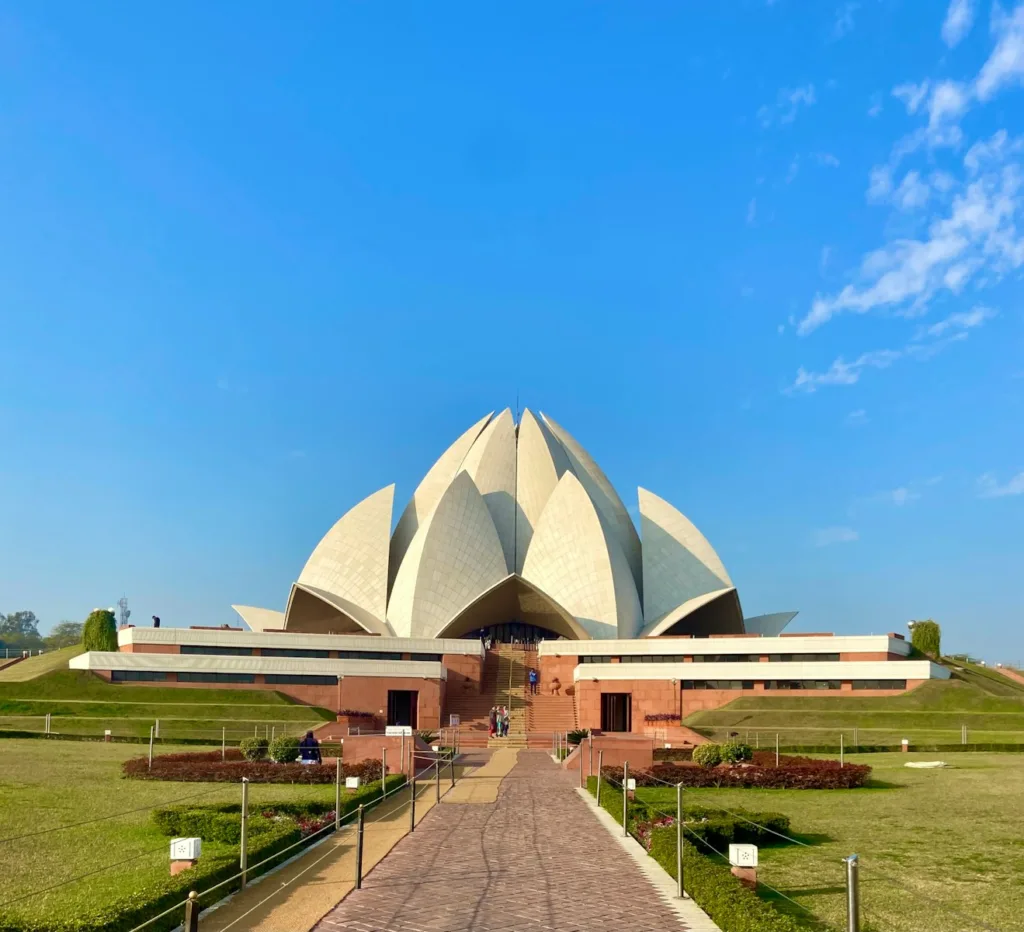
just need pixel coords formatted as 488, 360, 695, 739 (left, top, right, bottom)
528, 667, 538, 695
488, 706, 497, 738
501, 705, 509, 737
299, 730, 322, 764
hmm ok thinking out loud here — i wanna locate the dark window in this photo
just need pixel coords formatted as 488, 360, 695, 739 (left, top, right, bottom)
261, 648, 331, 658
387, 690, 418, 728
768, 653, 840, 663
180, 646, 254, 656
680, 680, 752, 690
409, 653, 443, 662
852, 680, 906, 690
692, 654, 760, 663
581, 655, 616, 663
338, 651, 403, 661
764, 680, 842, 690
265, 674, 337, 686
111, 670, 168, 682
618, 654, 682, 663
176, 672, 255, 684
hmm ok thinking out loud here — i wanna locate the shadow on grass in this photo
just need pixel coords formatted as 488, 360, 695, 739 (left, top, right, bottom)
862, 778, 905, 789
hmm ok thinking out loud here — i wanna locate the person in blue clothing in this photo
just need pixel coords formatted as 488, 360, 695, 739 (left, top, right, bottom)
299, 730, 322, 764
528, 667, 539, 695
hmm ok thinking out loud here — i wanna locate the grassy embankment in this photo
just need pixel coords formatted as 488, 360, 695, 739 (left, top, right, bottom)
0, 666, 333, 743
635, 751, 1021, 932
685, 667, 1024, 747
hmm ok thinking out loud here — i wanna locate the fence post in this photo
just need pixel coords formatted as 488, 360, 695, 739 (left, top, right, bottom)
676, 782, 685, 898
775, 733, 779, 767
844, 854, 860, 932
354, 804, 365, 889
335, 757, 342, 831
240, 778, 250, 888
271, 726, 275, 742
622, 762, 629, 837
382, 748, 388, 799
183, 890, 200, 932
435, 755, 441, 804
841, 733, 844, 768
409, 767, 416, 832
596, 750, 604, 806
222, 727, 226, 761
148, 726, 155, 770
449, 748, 455, 788
589, 737, 594, 779
155, 718, 160, 740
853, 726, 858, 749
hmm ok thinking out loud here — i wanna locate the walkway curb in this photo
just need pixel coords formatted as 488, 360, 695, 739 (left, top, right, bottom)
574, 787, 722, 932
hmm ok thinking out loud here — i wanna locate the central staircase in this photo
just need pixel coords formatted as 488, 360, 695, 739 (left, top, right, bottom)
444, 645, 530, 748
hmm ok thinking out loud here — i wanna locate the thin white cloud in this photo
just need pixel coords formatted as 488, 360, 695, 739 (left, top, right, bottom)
789, 349, 902, 392
746, 197, 757, 225
915, 304, 996, 338
833, 2, 859, 39
893, 81, 930, 114
976, 3, 1024, 101
814, 526, 859, 547
814, 152, 841, 168
845, 408, 868, 425
867, 165, 893, 202
893, 170, 931, 210
977, 470, 1024, 497
759, 85, 816, 127
928, 80, 970, 128
942, 0, 977, 47
786, 156, 801, 184
889, 486, 921, 506
820, 245, 832, 273
868, 93, 884, 118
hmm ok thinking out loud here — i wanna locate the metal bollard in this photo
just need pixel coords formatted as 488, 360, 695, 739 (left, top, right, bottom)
676, 783, 685, 898
589, 737, 593, 780
409, 767, 417, 832
596, 750, 604, 806
775, 733, 780, 767
155, 718, 160, 739
622, 762, 629, 837
449, 749, 455, 788
382, 748, 388, 799
240, 778, 250, 888
844, 854, 860, 932
148, 726, 155, 770
435, 756, 441, 804
183, 890, 200, 932
355, 805, 365, 889
222, 726, 226, 761
579, 740, 584, 788
335, 757, 342, 831
841, 733, 845, 768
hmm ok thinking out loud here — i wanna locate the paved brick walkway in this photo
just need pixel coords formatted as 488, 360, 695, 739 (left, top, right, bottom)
314, 750, 689, 932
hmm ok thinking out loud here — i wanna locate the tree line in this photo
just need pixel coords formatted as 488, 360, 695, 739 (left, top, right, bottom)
0, 611, 84, 652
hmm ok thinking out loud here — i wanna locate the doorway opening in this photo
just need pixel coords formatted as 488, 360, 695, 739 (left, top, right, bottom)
600, 692, 632, 732
387, 690, 418, 728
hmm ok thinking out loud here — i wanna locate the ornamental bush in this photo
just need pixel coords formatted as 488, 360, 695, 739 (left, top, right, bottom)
240, 737, 269, 761
567, 729, 590, 745
269, 735, 300, 763
605, 757, 872, 790
692, 743, 722, 768
720, 740, 753, 763
910, 619, 941, 657
82, 609, 118, 652
122, 749, 389, 784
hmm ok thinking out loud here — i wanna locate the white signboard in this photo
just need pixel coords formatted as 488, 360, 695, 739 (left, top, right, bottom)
626, 778, 637, 791
385, 725, 413, 737
345, 776, 361, 789
729, 843, 758, 868
449, 714, 460, 726
170, 838, 202, 860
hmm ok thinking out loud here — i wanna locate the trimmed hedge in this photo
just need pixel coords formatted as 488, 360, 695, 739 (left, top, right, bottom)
269, 735, 300, 763
122, 750, 386, 784
692, 743, 722, 768
239, 736, 269, 761
586, 777, 803, 932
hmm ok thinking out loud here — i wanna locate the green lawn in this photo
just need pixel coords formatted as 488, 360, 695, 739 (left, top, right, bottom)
0, 740, 344, 929
686, 677, 1024, 746
637, 752, 1022, 932
0, 646, 84, 682
0, 670, 333, 742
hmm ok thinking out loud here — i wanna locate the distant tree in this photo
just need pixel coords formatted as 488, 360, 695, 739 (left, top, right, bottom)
0, 611, 40, 638
82, 610, 118, 652
44, 621, 85, 649
910, 619, 941, 658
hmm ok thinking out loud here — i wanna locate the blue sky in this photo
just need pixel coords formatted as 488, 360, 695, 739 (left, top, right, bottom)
1, 1, 1021, 661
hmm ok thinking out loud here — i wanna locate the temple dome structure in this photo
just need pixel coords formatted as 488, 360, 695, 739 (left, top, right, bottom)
233, 409, 794, 640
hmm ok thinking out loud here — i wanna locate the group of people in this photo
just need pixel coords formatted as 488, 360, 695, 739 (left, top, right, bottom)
488, 705, 511, 738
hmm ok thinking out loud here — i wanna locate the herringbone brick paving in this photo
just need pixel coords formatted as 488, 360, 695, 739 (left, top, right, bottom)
313, 750, 688, 932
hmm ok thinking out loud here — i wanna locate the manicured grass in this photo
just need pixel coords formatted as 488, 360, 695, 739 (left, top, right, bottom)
0, 671, 333, 742
0, 740, 346, 929
635, 752, 1022, 932
0, 646, 84, 682
686, 677, 1024, 745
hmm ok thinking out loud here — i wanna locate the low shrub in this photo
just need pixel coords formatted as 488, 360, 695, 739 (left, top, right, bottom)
567, 729, 590, 746
601, 756, 872, 789
239, 736, 269, 761
152, 807, 276, 844
123, 751, 388, 784
692, 743, 722, 768
643, 712, 679, 722
653, 747, 694, 762
720, 740, 753, 763
269, 735, 300, 763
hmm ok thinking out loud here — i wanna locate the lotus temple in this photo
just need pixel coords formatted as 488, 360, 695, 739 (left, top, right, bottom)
71, 409, 948, 740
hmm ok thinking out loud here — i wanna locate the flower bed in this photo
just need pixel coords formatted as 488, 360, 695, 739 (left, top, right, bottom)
601, 752, 871, 789
123, 749, 385, 783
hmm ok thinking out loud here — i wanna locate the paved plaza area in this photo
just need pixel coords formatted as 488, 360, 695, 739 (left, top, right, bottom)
314, 750, 696, 932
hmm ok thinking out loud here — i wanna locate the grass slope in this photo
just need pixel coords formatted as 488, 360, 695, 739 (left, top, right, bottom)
686, 677, 1024, 745
0, 740, 341, 928
0, 670, 333, 742
635, 752, 1021, 932
0, 646, 84, 682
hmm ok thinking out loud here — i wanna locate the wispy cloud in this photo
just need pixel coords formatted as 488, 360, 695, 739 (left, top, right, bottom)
868, 93, 884, 118
892, 81, 930, 114
942, 0, 977, 47
977, 470, 1024, 497
758, 85, 816, 127
814, 526, 859, 547
786, 156, 801, 184
976, 4, 1024, 101
788, 304, 995, 392
746, 197, 757, 225
833, 2, 859, 39
820, 245, 832, 274
814, 152, 841, 168
845, 408, 868, 426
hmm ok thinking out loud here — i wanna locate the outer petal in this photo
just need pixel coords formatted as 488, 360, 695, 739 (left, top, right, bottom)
744, 611, 798, 637
522, 471, 643, 639
297, 484, 394, 627
231, 605, 285, 632
638, 487, 732, 627
285, 583, 393, 636
540, 412, 643, 597
639, 587, 744, 637
388, 412, 493, 593
458, 408, 516, 573
386, 471, 509, 639
515, 409, 572, 573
